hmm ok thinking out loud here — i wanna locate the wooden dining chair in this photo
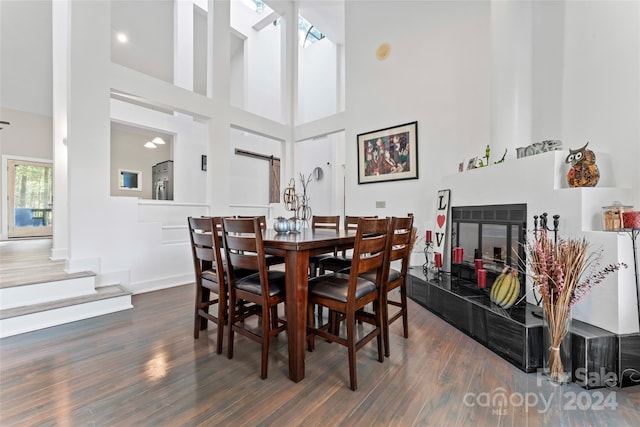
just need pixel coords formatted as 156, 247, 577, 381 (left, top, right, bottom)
307, 217, 390, 390
187, 216, 228, 354
237, 215, 284, 267
221, 217, 287, 379
358, 216, 415, 357
308, 215, 341, 278
318, 215, 377, 275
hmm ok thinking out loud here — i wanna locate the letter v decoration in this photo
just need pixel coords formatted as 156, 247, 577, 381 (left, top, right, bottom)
434, 189, 451, 268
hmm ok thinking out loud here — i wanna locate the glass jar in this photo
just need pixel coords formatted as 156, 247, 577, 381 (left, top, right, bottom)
602, 205, 633, 231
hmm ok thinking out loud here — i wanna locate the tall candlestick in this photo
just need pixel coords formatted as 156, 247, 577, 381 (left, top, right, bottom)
477, 269, 487, 288
425, 230, 432, 243
434, 252, 443, 268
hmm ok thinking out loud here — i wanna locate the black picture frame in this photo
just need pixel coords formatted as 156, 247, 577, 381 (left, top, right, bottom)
201, 155, 207, 171
357, 121, 418, 184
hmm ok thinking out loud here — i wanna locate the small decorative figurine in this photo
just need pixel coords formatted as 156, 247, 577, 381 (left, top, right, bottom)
516, 140, 562, 159
494, 149, 507, 164
565, 142, 600, 187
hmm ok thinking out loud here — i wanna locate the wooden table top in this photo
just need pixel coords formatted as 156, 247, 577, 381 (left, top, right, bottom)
262, 228, 356, 251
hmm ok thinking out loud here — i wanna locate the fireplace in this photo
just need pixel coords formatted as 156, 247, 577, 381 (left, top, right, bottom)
450, 203, 527, 297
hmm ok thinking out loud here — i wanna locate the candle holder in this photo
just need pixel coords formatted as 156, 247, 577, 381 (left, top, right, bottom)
534, 212, 560, 245
423, 241, 442, 281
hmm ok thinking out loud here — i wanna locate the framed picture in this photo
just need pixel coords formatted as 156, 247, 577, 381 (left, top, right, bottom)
118, 169, 142, 191
467, 156, 478, 170
357, 121, 418, 184
201, 155, 207, 171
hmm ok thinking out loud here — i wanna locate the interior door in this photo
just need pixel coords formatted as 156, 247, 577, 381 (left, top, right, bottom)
7, 159, 53, 238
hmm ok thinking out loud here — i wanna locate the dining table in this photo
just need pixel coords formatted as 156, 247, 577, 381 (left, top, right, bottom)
261, 227, 356, 382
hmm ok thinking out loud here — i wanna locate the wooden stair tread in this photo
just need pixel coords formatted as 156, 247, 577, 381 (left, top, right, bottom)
0, 269, 96, 289
0, 285, 131, 320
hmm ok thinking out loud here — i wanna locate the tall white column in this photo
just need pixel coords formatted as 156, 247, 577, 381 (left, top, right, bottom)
207, 0, 232, 214
490, 0, 533, 151
51, 0, 69, 260
281, 1, 298, 185
174, 0, 194, 91
65, 0, 111, 269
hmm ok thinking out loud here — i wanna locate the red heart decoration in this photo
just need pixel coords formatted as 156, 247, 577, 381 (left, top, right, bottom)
436, 214, 446, 228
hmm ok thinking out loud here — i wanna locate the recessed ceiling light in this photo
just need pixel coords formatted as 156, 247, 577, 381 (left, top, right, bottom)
144, 141, 157, 149
152, 137, 165, 145
116, 32, 128, 44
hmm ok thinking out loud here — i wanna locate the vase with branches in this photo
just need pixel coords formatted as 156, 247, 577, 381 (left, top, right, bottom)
527, 231, 626, 383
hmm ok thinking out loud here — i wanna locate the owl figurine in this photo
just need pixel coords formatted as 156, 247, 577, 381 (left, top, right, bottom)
565, 142, 600, 187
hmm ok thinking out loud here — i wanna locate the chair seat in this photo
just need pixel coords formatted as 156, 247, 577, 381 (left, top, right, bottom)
309, 253, 334, 263
308, 272, 377, 303
318, 255, 352, 274
235, 270, 286, 297
360, 268, 401, 286
202, 265, 255, 291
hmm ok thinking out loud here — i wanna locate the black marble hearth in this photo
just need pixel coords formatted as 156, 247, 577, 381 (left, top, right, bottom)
408, 267, 640, 388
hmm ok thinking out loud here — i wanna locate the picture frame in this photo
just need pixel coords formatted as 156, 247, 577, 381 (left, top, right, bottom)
467, 156, 478, 170
118, 169, 142, 191
357, 121, 418, 184
201, 155, 207, 171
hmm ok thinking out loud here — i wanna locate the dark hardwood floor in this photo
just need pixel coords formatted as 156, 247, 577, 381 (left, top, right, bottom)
1, 284, 639, 426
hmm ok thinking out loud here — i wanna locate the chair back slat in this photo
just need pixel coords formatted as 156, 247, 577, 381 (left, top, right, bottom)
237, 215, 267, 230
388, 216, 414, 263
192, 232, 213, 249
312, 215, 340, 231
195, 246, 215, 262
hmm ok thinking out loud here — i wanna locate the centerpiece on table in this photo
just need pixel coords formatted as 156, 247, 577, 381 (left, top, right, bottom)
527, 231, 626, 384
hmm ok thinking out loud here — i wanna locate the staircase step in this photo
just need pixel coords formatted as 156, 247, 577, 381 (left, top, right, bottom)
0, 285, 133, 338
1, 272, 97, 310
0, 263, 95, 289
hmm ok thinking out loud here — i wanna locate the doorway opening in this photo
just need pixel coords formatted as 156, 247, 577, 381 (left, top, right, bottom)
7, 159, 53, 238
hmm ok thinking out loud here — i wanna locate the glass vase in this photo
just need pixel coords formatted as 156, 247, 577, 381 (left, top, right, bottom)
542, 303, 572, 384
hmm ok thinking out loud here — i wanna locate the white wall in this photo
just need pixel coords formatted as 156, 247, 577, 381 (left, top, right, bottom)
229, 128, 282, 217
294, 135, 336, 216
298, 38, 338, 123
345, 0, 491, 237
0, 0, 52, 117
111, 0, 174, 84
231, 1, 283, 123
0, 108, 52, 159
560, 1, 639, 204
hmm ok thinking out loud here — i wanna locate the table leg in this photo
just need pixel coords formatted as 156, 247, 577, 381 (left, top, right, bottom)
284, 249, 309, 382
